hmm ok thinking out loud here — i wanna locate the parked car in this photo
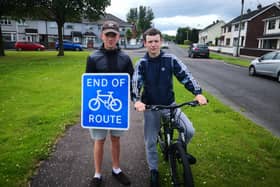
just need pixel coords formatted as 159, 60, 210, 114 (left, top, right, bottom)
249, 51, 280, 82
188, 43, 209, 58
55, 40, 83, 51
161, 41, 169, 49
14, 41, 45, 51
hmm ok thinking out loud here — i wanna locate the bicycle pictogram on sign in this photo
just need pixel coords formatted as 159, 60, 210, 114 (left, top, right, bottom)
88, 90, 122, 112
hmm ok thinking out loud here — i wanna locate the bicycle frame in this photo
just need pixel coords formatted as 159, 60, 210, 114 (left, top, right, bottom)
96, 90, 115, 108
146, 100, 200, 187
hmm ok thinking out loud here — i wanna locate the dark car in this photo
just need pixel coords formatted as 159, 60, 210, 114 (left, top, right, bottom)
249, 51, 280, 82
14, 41, 45, 51
188, 43, 209, 58
55, 40, 83, 51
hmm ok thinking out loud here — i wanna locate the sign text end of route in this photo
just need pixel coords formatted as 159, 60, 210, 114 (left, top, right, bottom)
81, 73, 130, 130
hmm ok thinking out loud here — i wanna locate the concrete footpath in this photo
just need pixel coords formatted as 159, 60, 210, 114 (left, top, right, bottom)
30, 106, 150, 187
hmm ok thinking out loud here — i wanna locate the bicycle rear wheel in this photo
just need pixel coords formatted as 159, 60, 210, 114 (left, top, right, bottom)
169, 142, 194, 187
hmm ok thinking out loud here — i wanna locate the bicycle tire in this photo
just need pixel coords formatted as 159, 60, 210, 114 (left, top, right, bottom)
88, 98, 100, 111
158, 119, 169, 161
169, 142, 194, 187
158, 126, 168, 161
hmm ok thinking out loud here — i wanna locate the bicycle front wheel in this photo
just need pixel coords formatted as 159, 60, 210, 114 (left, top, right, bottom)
169, 142, 194, 187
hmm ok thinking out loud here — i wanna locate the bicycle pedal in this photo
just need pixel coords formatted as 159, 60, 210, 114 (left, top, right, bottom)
186, 153, 196, 165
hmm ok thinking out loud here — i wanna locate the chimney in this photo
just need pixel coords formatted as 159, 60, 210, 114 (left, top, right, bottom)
247, 8, 251, 13
257, 4, 262, 9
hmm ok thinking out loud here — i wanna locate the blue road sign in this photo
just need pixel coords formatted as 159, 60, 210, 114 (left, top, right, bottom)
81, 73, 130, 130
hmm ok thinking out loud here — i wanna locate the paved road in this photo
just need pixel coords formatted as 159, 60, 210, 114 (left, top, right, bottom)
168, 44, 280, 137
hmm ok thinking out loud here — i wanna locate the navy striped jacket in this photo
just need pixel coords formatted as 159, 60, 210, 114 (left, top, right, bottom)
132, 51, 202, 105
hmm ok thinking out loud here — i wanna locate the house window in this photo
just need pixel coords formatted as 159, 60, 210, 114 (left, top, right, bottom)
268, 20, 276, 30
228, 26, 231, 32
3, 33, 16, 41
66, 25, 73, 29
0, 18, 11, 25
226, 38, 230, 45
234, 24, 239, 31
49, 22, 57, 28
263, 39, 277, 49
241, 23, 245, 30
223, 27, 226, 33
233, 37, 238, 46
17, 20, 27, 26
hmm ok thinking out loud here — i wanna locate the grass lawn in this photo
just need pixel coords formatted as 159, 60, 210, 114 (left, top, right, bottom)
0, 51, 91, 186
0, 51, 279, 187
159, 82, 279, 187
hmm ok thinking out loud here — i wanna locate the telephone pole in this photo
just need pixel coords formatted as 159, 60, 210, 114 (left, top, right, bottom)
235, 0, 244, 57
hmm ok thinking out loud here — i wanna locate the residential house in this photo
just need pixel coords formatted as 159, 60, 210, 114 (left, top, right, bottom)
198, 20, 225, 45
219, 2, 280, 57
257, 10, 280, 49
0, 13, 132, 49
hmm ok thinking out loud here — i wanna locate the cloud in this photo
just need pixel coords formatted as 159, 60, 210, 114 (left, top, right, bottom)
106, 0, 278, 36
153, 14, 221, 35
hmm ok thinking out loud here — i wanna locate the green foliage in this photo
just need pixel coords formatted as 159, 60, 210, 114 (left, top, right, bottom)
162, 34, 175, 42
184, 40, 192, 45
176, 27, 200, 44
210, 53, 250, 67
126, 8, 138, 24
125, 29, 133, 41
126, 5, 154, 37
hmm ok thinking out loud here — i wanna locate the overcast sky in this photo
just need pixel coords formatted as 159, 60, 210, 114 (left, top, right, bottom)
106, 0, 278, 35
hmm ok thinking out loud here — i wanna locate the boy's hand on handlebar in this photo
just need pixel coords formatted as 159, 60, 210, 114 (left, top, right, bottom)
134, 101, 146, 112
195, 94, 208, 105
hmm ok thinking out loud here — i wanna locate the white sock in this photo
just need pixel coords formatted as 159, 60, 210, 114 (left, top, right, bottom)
112, 167, 122, 174
94, 173, 101, 179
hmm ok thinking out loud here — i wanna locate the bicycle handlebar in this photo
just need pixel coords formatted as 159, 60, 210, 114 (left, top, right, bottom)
146, 100, 200, 111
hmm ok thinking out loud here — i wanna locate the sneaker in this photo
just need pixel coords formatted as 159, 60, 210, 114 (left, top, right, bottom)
150, 169, 160, 187
112, 171, 131, 185
90, 177, 102, 187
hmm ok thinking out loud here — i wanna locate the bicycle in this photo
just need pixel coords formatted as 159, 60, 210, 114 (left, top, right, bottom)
146, 100, 200, 187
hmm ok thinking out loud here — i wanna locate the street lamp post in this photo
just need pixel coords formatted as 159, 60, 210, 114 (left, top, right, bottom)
236, 0, 244, 57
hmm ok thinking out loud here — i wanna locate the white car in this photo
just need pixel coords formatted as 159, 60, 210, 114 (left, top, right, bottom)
161, 41, 169, 49
249, 51, 280, 82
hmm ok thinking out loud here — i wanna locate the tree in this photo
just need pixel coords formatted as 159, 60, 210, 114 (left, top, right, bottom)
0, 0, 110, 57
30, 0, 110, 56
162, 34, 175, 42
137, 6, 154, 34
176, 27, 190, 44
126, 8, 137, 24
175, 27, 199, 44
126, 6, 154, 38
0, 0, 25, 56
125, 29, 132, 41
